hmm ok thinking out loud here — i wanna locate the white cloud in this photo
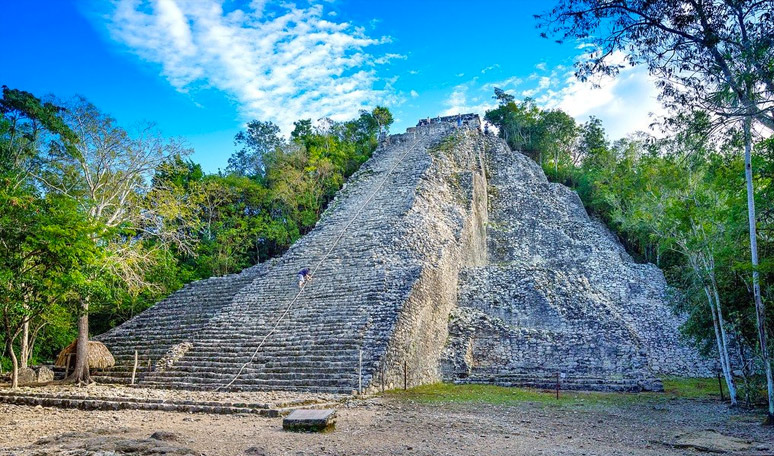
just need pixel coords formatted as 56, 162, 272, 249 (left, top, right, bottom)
410, 90, 419, 98
481, 76, 522, 93
539, 53, 666, 138
373, 53, 406, 65
481, 64, 500, 74
102, 0, 397, 132
442, 51, 665, 139
521, 76, 552, 97
441, 83, 497, 117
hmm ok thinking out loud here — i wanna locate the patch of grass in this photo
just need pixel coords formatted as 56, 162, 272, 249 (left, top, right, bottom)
386, 383, 641, 407
386, 383, 552, 405
661, 377, 726, 399
385, 378, 728, 408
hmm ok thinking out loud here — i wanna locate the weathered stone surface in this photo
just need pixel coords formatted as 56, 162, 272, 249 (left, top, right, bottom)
670, 430, 757, 453
440, 136, 713, 391
150, 430, 182, 442
69, 434, 198, 455
17, 368, 36, 385
283, 409, 336, 432
36, 366, 54, 383
94, 116, 710, 393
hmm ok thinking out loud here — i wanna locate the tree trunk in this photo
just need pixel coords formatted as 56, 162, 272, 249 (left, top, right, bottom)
6, 338, 18, 389
27, 322, 45, 366
68, 301, 91, 385
710, 280, 738, 405
20, 319, 29, 369
704, 285, 737, 405
743, 117, 774, 422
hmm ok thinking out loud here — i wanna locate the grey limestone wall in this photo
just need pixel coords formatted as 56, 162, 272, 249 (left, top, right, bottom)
376, 127, 489, 391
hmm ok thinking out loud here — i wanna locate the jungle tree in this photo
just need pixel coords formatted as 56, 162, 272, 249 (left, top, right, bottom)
539, 0, 774, 421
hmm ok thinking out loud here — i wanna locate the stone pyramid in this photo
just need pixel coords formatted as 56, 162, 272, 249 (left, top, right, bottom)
96, 115, 711, 393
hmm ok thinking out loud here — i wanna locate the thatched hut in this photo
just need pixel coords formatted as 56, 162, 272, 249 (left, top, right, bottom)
55, 340, 115, 371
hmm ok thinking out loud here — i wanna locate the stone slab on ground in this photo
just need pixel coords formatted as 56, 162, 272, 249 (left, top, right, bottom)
31, 430, 200, 455
282, 409, 336, 432
670, 430, 759, 453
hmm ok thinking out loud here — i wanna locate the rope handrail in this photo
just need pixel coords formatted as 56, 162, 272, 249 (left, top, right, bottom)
215, 134, 422, 391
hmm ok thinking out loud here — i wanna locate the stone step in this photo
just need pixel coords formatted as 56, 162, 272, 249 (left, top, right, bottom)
0, 390, 341, 416
137, 380, 354, 394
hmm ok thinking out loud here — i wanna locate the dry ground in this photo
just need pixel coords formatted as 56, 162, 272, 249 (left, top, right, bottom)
0, 385, 772, 455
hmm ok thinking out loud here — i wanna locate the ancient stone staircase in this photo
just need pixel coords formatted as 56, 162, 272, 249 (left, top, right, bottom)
94, 266, 266, 384
97, 120, 488, 393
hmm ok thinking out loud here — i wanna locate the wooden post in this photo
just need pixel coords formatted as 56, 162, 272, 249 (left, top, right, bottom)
131, 350, 138, 385
718, 372, 725, 401
357, 349, 363, 394
147, 358, 151, 373
65, 353, 73, 378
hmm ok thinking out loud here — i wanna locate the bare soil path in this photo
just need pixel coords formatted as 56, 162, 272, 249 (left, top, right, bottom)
1, 388, 772, 455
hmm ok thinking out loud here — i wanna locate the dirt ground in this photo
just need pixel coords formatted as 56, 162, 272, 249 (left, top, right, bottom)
1, 392, 773, 456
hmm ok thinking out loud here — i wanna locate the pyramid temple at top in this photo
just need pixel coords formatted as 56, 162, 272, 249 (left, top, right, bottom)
96, 115, 713, 393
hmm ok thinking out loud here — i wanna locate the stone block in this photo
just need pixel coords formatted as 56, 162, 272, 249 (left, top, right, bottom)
36, 366, 54, 383
17, 367, 36, 385
283, 409, 336, 432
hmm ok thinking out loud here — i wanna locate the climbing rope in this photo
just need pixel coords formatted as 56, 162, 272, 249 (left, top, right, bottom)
215, 134, 423, 391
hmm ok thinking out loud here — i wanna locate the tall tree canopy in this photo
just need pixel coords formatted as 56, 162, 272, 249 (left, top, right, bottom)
538, 0, 773, 129
539, 0, 774, 422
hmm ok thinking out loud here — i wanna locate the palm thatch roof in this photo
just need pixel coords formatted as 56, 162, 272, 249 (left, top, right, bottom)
55, 340, 115, 369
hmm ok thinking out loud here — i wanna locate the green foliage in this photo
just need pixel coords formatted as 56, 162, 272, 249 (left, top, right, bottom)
228, 120, 283, 178
0, 179, 100, 366
485, 94, 578, 179
0, 85, 77, 173
0, 85, 389, 370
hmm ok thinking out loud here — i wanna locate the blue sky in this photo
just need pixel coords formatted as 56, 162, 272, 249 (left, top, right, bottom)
1, 0, 663, 172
